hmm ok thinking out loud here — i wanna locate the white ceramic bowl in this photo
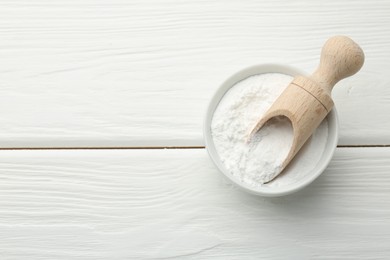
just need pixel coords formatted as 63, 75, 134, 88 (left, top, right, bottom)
204, 64, 339, 197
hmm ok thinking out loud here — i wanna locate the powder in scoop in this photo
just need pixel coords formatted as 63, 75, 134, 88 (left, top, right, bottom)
211, 73, 328, 188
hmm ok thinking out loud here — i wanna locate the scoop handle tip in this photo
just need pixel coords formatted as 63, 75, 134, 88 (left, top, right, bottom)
312, 35, 365, 92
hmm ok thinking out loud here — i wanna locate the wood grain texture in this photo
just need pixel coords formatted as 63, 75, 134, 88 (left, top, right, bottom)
0, 0, 390, 147
0, 147, 390, 259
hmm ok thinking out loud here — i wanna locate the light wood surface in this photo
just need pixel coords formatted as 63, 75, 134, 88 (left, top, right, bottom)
1, 148, 390, 259
1, 1, 390, 259
0, 0, 390, 147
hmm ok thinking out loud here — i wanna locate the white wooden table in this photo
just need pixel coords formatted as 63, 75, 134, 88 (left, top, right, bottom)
1, 0, 390, 259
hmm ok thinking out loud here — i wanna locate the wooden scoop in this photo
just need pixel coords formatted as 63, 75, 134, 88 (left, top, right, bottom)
248, 36, 364, 181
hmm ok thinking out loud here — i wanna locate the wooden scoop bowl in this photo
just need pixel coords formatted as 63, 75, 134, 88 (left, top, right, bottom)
248, 36, 365, 182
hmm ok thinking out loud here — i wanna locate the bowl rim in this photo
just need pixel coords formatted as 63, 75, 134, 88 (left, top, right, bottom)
203, 64, 339, 197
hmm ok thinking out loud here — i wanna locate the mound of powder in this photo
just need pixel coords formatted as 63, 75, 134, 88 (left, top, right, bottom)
211, 73, 328, 188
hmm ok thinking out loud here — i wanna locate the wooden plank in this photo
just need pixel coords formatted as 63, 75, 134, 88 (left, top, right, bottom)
0, 147, 389, 259
1, 0, 390, 147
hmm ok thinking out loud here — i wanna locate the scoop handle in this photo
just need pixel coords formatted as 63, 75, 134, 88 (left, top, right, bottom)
311, 36, 365, 93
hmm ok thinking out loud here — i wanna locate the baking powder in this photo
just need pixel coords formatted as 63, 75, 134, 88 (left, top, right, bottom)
211, 73, 328, 188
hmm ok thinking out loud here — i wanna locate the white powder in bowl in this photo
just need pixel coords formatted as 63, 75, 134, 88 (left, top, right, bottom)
211, 73, 328, 188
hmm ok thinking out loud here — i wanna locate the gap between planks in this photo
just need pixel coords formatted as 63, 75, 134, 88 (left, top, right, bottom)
0, 145, 390, 150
